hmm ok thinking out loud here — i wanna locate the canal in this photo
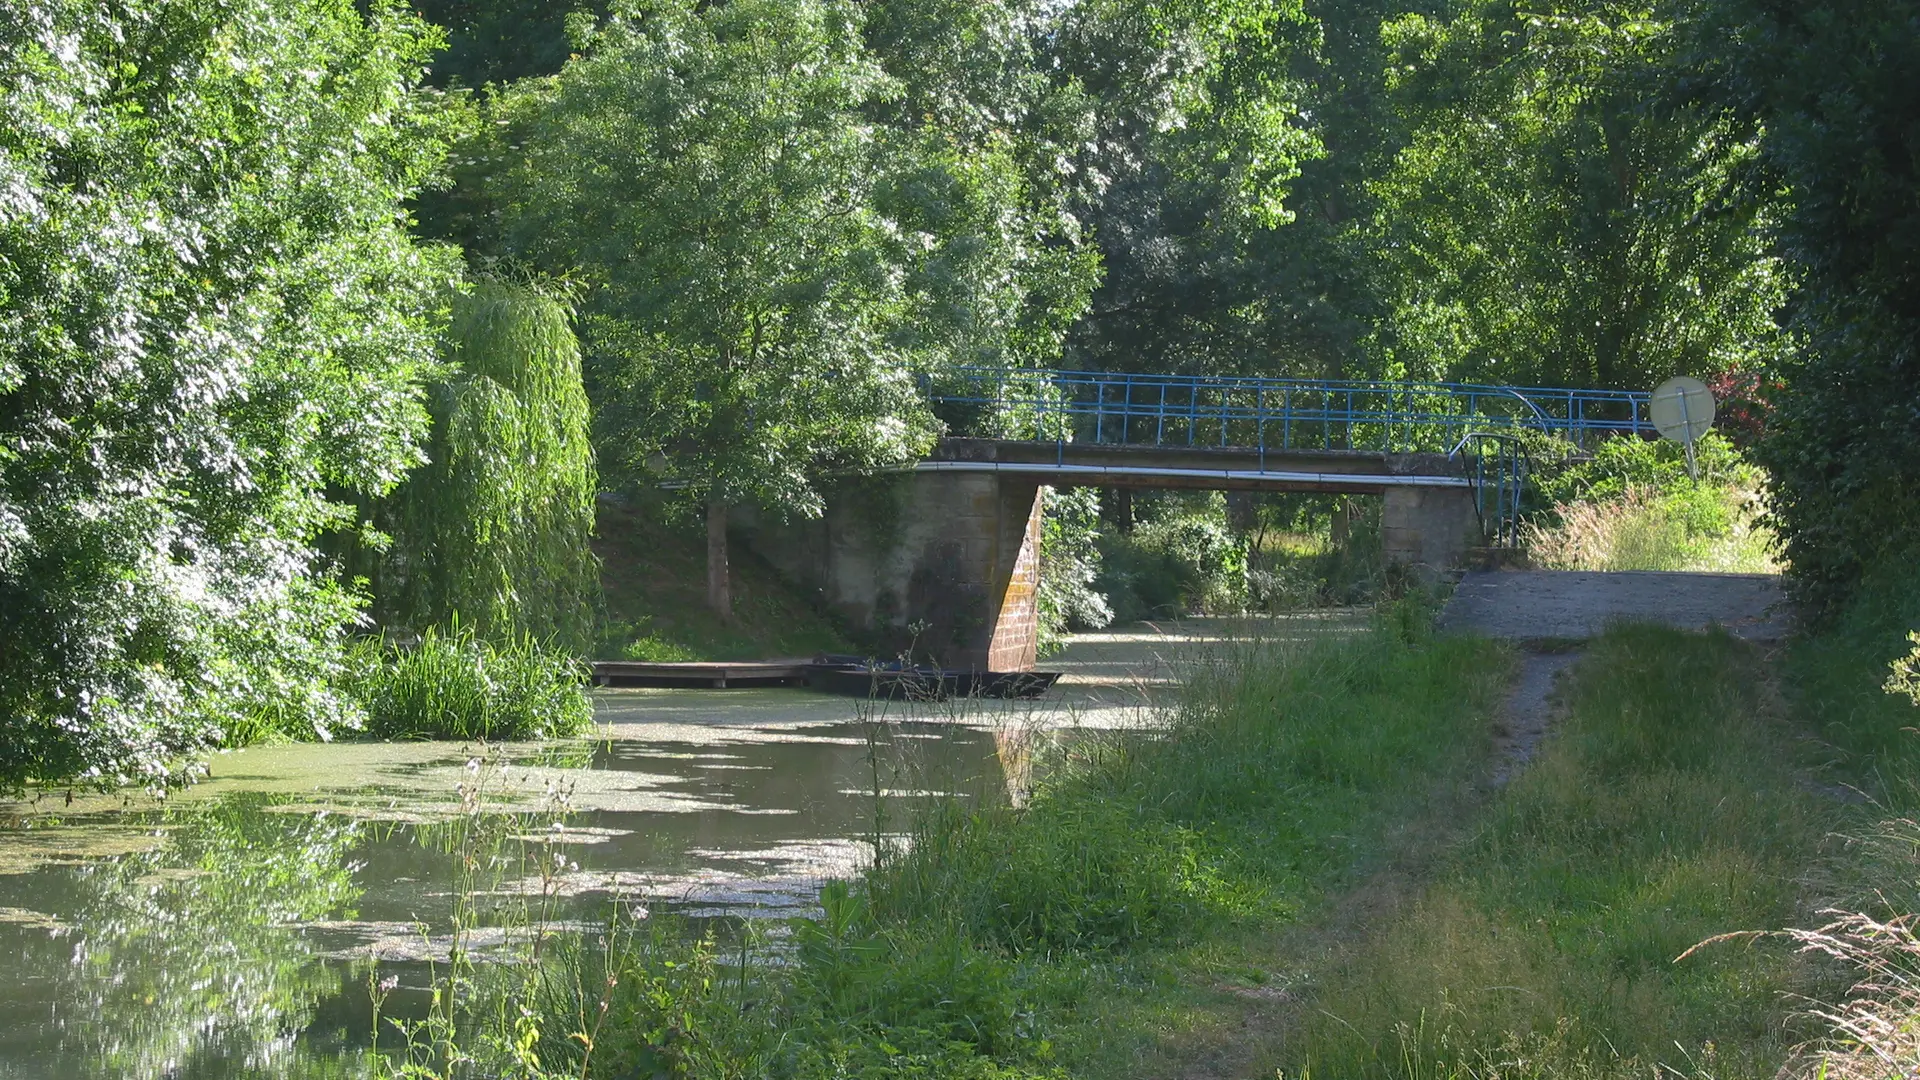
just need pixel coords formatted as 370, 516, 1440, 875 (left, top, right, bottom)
0, 618, 1343, 1078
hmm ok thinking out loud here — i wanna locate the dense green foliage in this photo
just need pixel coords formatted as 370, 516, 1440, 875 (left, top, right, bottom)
1035, 487, 1111, 656
1053, 0, 1325, 375
477, 0, 1096, 523
367, 278, 599, 651
1786, 559, 1920, 810
1694, 0, 1920, 615
414, 0, 609, 88
6, 0, 1916, 787
1097, 506, 1249, 622
0, 0, 456, 789
1365, 3, 1786, 387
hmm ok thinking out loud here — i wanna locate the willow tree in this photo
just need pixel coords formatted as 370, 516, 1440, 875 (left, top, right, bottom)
375, 278, 599, 651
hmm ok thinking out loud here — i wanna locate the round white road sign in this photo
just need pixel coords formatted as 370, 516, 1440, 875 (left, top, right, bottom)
1650, 376, 1715, 444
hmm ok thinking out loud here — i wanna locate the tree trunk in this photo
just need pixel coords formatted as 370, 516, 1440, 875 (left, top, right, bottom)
706, 498, 731, 620
1111, 488, 1134, 534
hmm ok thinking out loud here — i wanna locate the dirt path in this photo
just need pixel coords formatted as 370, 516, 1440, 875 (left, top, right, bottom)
1491, 650, 1580, 786
1151, 645, 1581, 1080
1152, 574, 1788, 1078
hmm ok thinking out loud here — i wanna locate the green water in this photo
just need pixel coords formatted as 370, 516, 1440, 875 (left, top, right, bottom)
0, 696, 1036, 1078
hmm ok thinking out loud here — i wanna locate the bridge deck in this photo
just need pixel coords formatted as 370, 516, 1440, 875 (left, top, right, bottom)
916, 439, 1472, 494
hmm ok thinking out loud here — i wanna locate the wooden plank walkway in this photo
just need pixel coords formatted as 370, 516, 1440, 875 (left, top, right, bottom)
590, 660, 810, 689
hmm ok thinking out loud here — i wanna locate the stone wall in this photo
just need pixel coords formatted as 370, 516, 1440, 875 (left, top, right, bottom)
1381, 485, 1486, 571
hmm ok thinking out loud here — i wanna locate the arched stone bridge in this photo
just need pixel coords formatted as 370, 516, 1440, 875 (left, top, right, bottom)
739, 368, 1655, 672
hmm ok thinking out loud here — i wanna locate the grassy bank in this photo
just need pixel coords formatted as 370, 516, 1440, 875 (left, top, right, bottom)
1289, 626, 1835, 1078
379, 615, 1512, 1078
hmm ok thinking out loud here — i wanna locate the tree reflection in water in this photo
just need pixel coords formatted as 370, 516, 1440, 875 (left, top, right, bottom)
30, 796, 371, 1078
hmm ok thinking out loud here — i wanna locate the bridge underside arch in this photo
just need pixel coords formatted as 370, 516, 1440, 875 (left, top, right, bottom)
737, 439, 1487, 672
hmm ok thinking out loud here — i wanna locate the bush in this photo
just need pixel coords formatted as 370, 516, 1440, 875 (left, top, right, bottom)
1247, 497, 1388, 609
1524, 433, 1777, 572
1533, 431, 1757, 507
1524, 485, 1777, 573
1096, 511, 1246, 622
1036, 487, 1112, 656
344, 627, 592, 741
1785, 558, 1920, 808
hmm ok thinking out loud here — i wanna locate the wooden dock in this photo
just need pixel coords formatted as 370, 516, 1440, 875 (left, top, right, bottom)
590, 660, 810, 689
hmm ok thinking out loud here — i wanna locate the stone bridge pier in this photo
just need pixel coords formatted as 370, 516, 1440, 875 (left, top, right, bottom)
737, 440, 1488, 672
736, 472, 1044, 672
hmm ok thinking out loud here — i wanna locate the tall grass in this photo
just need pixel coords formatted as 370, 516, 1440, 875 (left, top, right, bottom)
1766, 559, 1920, 1078
1293, 626, 1830, 1079
345, 627, 592, 741
1524, 484, 1779, 573
867, 626, 1512, 953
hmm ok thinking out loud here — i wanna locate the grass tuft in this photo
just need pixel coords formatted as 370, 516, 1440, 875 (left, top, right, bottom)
1524, 484, 1778, 573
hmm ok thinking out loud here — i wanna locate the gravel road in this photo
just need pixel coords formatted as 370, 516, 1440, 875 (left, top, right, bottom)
1438, 570, 1788, 642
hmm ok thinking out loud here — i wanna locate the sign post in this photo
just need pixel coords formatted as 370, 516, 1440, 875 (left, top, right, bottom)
1649, 376, 1716, 482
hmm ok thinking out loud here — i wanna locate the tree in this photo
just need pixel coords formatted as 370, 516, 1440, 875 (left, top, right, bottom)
413, 0, 610, 89
1683, 0, 1920, 615
0, 0, 457, 789
491, 0, 1092, 615
1363, 0, 1787, 390
857, 0, 1103, 376
1053, 0, 1326, 377
366, 278, 600, 651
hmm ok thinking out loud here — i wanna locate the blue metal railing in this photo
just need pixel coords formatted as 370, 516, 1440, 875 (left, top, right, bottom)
923, 367, 1651, 453
921, 367, 1652, 547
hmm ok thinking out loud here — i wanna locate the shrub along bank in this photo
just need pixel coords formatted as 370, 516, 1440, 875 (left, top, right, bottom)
222, 628, 593, 746
1523, 432, 1777, 573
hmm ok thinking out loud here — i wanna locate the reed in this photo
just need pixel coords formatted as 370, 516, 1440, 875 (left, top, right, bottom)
347, 626, 592, 741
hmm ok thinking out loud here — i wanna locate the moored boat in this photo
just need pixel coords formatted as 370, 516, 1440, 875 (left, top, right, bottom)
804, 656, 1060, 700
